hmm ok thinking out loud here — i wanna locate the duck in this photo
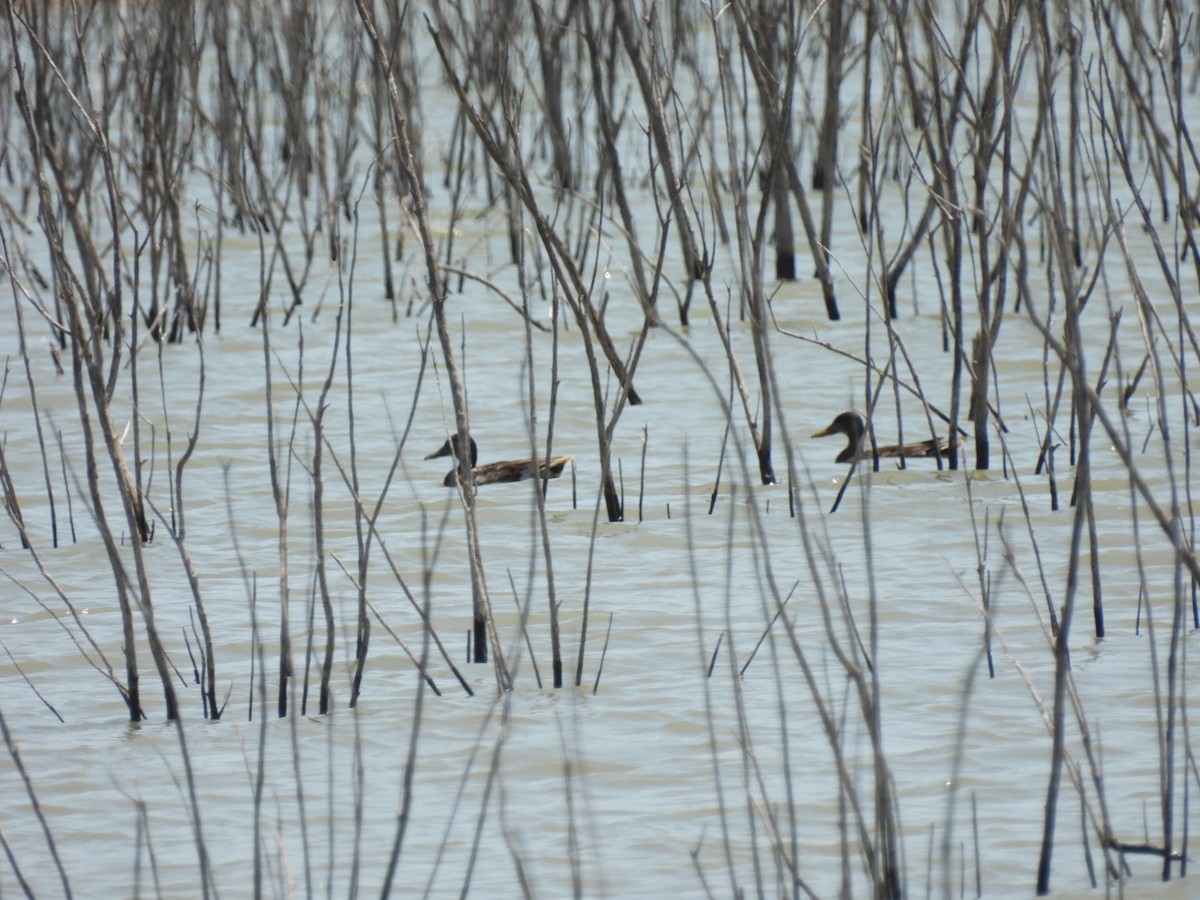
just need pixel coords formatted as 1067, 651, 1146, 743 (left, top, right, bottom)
425, 433, 573, 487
812, 411, 954, 463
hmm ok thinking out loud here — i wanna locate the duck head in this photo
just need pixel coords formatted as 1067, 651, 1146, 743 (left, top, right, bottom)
425, 433, 479, 466
812, 411, 866, 463
812, 411, 865, 442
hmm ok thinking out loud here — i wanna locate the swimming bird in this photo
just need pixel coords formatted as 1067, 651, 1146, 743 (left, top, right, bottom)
812, 411, 953, 463
425, 433, 573, 487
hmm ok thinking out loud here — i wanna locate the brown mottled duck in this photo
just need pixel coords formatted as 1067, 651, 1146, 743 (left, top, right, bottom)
812, 411, 953, 463
425, 434, 573, 487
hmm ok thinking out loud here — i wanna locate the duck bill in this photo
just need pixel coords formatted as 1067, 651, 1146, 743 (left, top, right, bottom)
425, 439, 452, 460
811, 426, 834, 438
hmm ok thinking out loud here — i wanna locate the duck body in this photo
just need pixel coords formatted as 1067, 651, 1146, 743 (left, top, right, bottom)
425, 434, 573, 487
812, 411, 953, 464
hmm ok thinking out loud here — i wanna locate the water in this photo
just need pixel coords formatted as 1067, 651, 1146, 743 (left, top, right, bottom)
3, 4, 1200, 898
3, 277, 1196, 896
